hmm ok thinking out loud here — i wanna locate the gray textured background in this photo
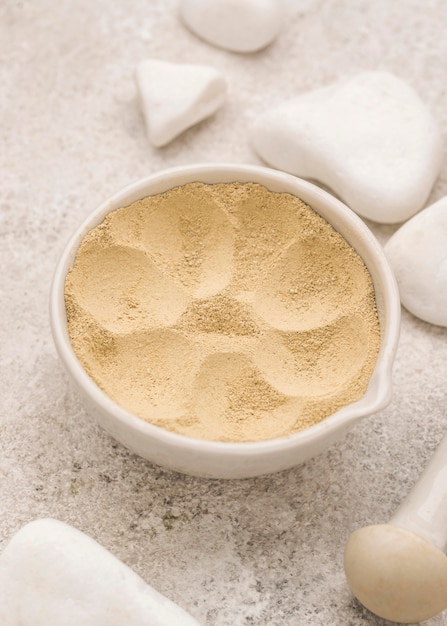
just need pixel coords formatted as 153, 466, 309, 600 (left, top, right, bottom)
1, 1, 447, 624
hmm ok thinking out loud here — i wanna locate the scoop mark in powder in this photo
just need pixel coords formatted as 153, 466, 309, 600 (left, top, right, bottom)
65, 243, 189, 334
192, 351, 302, 442
252, 315, 372, 397
139, 183, 235, 299
65, 182, 381, 442
253, 237, 370, 332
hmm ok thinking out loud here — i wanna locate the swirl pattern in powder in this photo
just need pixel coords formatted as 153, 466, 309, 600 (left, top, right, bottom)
65, 182, 380, 442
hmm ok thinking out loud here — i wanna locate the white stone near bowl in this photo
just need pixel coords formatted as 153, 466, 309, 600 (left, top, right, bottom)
250, 71, 443, 224
384, 196, 447, 327
136, 59, 227, 147
0, 519, 201, 626
179, 0, 282, 53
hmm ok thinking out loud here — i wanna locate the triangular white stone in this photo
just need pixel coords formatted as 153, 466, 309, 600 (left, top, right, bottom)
136, 58, 227, 147
384, 196, 447, 326
0, 519, 201, 626
251, 71, 443, 224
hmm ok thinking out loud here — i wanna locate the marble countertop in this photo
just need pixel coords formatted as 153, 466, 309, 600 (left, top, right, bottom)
1, 1, 447, 624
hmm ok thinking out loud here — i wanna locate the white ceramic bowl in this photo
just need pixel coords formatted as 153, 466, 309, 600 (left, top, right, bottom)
50, 163, 400, 479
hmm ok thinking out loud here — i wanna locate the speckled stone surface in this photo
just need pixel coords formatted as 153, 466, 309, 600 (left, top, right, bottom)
1, 1, 447, 624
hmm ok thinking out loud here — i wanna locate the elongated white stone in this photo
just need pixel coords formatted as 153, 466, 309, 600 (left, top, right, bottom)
136, 59, 227, 147
251, 71, 443, 223
0, 519, 201, 626
384, 196, 447, 326
179, 0, 282, 53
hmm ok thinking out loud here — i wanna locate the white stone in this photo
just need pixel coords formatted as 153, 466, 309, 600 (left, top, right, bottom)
0, 519, 201, 626
179, 0, 282, 53
384, 196, 447, 327
136, 59, 227, 147
251, 71, 443, 224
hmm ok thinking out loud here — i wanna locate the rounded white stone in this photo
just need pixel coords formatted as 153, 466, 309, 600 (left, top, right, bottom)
250, 71, 443, 224
179, 0, 282, 53
0, 519, 201, 626
384, 196, 447, 326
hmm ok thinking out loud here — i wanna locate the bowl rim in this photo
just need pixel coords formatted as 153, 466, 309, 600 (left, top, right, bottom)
50, 162, 401, 456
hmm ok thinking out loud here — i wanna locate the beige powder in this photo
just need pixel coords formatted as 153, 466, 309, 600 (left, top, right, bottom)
65, 182, 381, 442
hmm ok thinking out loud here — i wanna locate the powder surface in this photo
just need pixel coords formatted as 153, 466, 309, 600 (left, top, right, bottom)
65, 182, 381, 443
